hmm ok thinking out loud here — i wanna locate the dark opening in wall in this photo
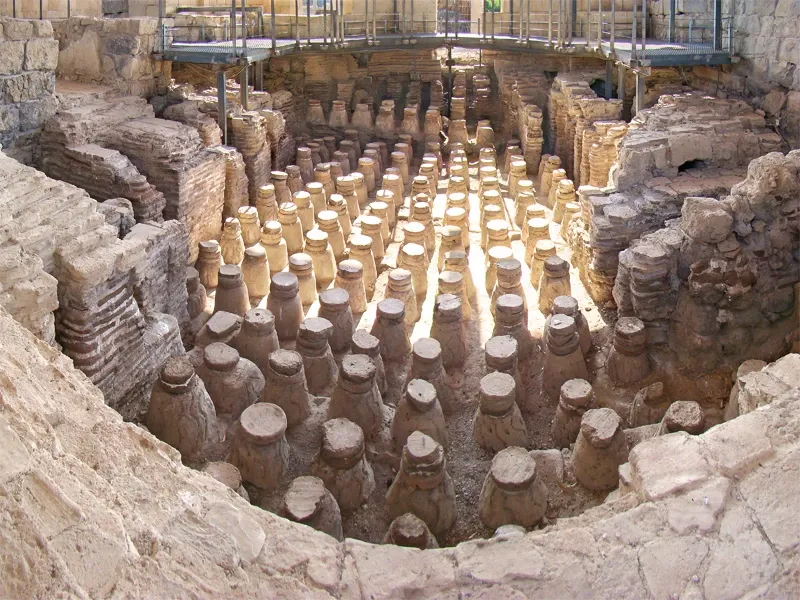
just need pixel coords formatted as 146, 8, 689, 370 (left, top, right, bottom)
589, 78, 607, 98
678, 159, 708, 172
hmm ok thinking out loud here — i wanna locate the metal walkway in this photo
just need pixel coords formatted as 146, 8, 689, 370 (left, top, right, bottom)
162, 32, 733, 68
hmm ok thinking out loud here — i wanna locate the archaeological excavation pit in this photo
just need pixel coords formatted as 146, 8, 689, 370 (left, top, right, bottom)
0, 2, 799, 596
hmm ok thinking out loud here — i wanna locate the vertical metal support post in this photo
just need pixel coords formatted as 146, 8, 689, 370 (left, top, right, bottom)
482, 0, 486, 39
372, 0, 376, 39
218, 71, 228, 146
447, 45, 453, 116
402, 0, 407, 37
617, 63, 625, 103
569, 0, 576, 43
12, 0, 16, 19
605, 59, 612, 98
242, 0, 247, 51
610, 0, 615, 52
410, 0, 414, 37
634, 70, 644, 114
640, 0, 646, 56
526, 0, 531, 41
295, 0, 300, 46
231, 0, 238, 53
364, 0, 369, 41
631, 0, 637, 61
713, 0, 722, 50
668, 0, 675, 42
556, 0, 560, 46
548, 0, 553, 45
323, 0, 328, 44
67, 0, 71, 17
491, 8, 494, 40
39, 0, 42, 20
271, 0, 276, 52
307, 0, 311, 45
240, 65, 249, 110
599, 4, 603, 46
586, 0, 590, 45
445, 0, 450, 38
257, 60, 264, 89
158, 0, 165, 50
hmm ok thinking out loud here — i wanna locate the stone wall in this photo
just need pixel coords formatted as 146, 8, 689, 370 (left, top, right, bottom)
612, 150, 799, 375
52, 17, 170, 97
0, 18, 58, 163
1, 301, 799, 596
0, 0, 101, 18
0, 148, 184, 417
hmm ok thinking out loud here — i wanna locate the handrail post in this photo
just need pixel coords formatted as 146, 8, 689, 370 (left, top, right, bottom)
526, 0, 530, 41
445, 0, 449, 38
631, 0, 637, 62
640, 0, 646, 57
271, 0, 276, 51
402, 0, 407, 38
712, 0, 722, 50
295, 0, 300, 47
231, 0, 238, 54
240, 64, 249, 110
548, 0, 553, 45
372, 0, 376, 39
668, 0, 675, 42
585, 0, 590, 46
482, 0, 486, 40
610, 0, 615, 53
242, 0, 247, 52
364, 0, 368, 41
323, 0, 328, 44
307, 0, 311, 46
410, 0, 414, 38
217, 70, 228, 146
491, 8, 494, 40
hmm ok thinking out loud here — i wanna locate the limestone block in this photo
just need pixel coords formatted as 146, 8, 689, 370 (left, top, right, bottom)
24, 38, 59, 71
0, 71, 54, 104
680, 197, 733, 243
662, 476, 731, 535
0, 41, 25, 75
204, 502, 266, 565
629, 432, 713, 501
702, 412, 774, 478
638, 536, 710, 600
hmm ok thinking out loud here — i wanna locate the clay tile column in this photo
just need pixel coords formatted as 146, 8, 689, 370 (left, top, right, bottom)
241, 245, 270, 300
197, 240, 222, 289
383, 513, 439, 549
228, 402, 289, 491
289, 252, 317, 307
311, 418, 375, 514
147, 356, 218, 463
478, 446, 547, 529
233, 308, 280, 378
491, 259, 527, 322
282, 476, 344, 541
349, 233, 378, 294
485, 335, 525, 409
551, 378, 595, 449
259, 221, 289, 274
266, 272, 304, 341
316, 210, 346, 262
407, 338, 453, 414
386, 269, 419, 327
607, 317, 650, 385
546, 295, 592, 356
256, 184, 279, 224
398, 243, 429, 298
473, 371, 529, 452
542, 314, 589, 400
263, 349, 312, 426
659, 400, 705, 435
529, 239, 557, 289
296, 317, 339, 397
371, 299, 411, 363
350, 329, 387, 397
304, 229, 336, 290
572, 408, 628, 492
214, 264, 251, 317
385, 431, 457, 537
220, 218, 246, 265
197, 342, 265, 421
438, 271, 473, 320
538, 256, 572, 314
493, 294, 534, 361
318, 288, 355, 353
391, 379, 448, 452
334, 259, 368, 314
237, 206, 261, 248
524, 217, 550, 267
327, 194, 353, 237
328, 354, 384, 439
430, 294, 467, 370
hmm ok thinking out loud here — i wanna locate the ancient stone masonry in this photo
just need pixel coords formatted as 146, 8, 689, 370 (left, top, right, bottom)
0, 18, 58, 161
40, 95, 226, 263
548, 73, 623, 181
0, 147, 185, 418
53, 17, 169, 97
570, 93, 781, 303
613, 150, 800, 375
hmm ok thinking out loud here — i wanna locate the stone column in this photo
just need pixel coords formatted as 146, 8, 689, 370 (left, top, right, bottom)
311, 418, 375, 514
283, 476, 344, 541
406, 338, 453, 414
478, 446, 547, 529
385, 431, 457, 537
241, 246, 270, 299
215, 264, 251, 317
371, 299, 411, 363
318, 288, 355, 353
542, 314, 589, 401
266, 272, 304, 341
304, 229, 336, 290
391, 379, 448, 451
493, 294, 533, 361
537, 256, 571, 314
233, 308, 280, 378
485, 335, 525, 409
263, 349, 313, 425
607, 317, 650, 385
329, 354, 384, 439
288, 253, 317, 307
572, 408, 627, 492
473, 371, 529, 452
383, 513, 439, 549
228, 402, 289, 490
550, 378, 595, 449
430, 295, 467, 370
259, 221, 289, 274
296, 318, 339, 397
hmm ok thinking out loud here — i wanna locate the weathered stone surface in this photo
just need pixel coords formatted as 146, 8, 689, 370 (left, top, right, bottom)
680, 197, 734, 243
629, 432, 713, 501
